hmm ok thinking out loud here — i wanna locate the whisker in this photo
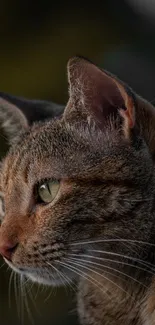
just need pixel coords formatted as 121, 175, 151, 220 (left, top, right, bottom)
89, 250, 155, 270
24, 278, 39, 317
33, 280, 46, 300
21, 276, 30, 287
70, 237, 155, 267
46, 262, 76, 294
44, 275, 58, 300
44, 285, 55, 303
67, 257, 127, 284
64, 258, 147, 309
68, 253, 155, 275
114, 234, 148, 257
0, 262, 5, 269
65, 258, 143, 306
34, 282, 41, 300
55, 259, 109, 298
70, 238, 155, 247
57, 269, 77, 293
68, 256, 148, 288
65, 258, 147, 297
8, 270, 14, 309
14, 272, 20, 319
17, 273, 23, 323
22, 280, 34, 325
47, 262, 67, 290
19, 274, 24, 325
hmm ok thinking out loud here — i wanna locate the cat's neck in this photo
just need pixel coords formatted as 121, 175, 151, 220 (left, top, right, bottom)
77, 210, 155, 325
78, 272, 148, 325
78, 256, 154, 325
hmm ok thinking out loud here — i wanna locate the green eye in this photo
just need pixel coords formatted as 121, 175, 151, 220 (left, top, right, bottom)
38, 180, 60, 203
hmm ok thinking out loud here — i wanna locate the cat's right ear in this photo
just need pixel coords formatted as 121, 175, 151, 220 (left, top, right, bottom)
0, 92, 64, 145
64, 56, 135, 140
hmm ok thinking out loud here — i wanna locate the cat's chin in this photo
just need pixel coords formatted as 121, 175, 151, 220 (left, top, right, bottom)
25, 268, 76, 287
4, 258, 75, 287
26, 273, 64, 286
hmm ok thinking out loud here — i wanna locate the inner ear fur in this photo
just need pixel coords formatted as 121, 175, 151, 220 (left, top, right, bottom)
64, 56, 136, 139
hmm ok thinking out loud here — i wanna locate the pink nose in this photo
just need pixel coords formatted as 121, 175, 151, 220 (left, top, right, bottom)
0, 241, 18, 261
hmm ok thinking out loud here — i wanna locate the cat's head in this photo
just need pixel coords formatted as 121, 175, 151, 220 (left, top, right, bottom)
0, 56, 155, 286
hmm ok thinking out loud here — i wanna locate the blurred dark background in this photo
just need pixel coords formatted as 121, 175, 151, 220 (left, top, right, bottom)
0, 0, 155, 324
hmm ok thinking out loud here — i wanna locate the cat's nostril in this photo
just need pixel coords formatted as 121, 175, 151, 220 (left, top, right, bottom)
0, 241, 18, 261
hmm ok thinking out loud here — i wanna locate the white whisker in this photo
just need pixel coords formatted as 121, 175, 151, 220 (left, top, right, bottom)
89, 250, 155, 270
68, 256, 148, 288
0, 262, 5, 269
67, 257, 127, 284
70, 238, 155, 247
114, 234, 148, 257
8, 270, 14, 309
22, 280, 34, 325
14, 272, 20, 319
46, 262, 76, 293
68, 253, 155, 275
19, 274, 24, 325
24, 279, 39, 317
55, 259, 109, 298
65, 258, 147, 299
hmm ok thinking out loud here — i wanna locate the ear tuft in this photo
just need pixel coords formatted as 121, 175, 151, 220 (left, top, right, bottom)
113, 81, 135, 138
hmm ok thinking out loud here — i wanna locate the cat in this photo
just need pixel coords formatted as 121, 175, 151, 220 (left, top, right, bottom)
0, 56, 155, 325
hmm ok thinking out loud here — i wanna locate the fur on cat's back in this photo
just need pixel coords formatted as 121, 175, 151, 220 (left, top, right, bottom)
0, 57, 155, 325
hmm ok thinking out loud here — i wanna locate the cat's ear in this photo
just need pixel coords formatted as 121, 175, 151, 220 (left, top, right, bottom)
0, 92, 64, 145
64, 56, 135, 139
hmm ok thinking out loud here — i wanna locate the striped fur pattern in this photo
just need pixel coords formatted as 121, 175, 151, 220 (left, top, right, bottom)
0, 57, 155, 324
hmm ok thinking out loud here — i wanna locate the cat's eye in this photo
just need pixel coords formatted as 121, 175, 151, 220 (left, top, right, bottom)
37, 180, 60, 204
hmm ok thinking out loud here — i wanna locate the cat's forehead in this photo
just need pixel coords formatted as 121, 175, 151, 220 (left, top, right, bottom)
1, 119, 106, 185
1, 118, 140, 191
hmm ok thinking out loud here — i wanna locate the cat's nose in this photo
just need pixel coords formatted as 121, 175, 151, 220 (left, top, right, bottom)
0, 241, 18, 261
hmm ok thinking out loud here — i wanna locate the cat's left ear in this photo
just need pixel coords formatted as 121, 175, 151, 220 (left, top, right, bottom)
0, 93, 64, 145
64, 56, 135, 139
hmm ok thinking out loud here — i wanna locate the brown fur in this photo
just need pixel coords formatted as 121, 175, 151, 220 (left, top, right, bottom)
0, 57, 155, 324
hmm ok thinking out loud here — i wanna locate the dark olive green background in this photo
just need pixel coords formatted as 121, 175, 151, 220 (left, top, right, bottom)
0, 1, 155, 324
